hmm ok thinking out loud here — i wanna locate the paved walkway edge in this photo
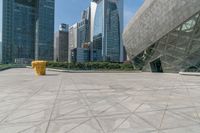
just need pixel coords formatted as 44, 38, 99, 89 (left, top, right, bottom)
26, 66, 141, 73
179, 72, 200, 76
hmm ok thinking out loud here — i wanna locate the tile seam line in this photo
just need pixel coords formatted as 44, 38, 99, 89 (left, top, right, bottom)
45, 76, 63, 133
0, 83, 46, 124
158, 75, 184, 133
180, 76, 200, 121
69, 77, 106, 133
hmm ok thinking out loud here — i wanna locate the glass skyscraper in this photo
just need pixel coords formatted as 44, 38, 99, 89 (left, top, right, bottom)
78, 7, 91, 48
1, 0, 54, 63
0, 0, 3, 62
91, 0, 124, 62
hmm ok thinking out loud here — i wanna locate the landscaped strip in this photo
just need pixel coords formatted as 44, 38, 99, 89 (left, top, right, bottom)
47, 61, 136, 71
0, 64, 26, 71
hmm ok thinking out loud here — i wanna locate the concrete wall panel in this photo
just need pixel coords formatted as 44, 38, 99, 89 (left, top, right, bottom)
123, 0, 200, 59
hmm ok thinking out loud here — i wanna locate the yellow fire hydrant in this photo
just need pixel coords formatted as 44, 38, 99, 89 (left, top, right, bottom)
32, 61, 47, 76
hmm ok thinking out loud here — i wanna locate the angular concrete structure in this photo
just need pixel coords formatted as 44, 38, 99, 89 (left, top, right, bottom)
123, 0, 200, 72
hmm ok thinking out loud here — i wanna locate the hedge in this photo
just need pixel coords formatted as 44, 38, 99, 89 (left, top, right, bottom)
47, 61, 134, 71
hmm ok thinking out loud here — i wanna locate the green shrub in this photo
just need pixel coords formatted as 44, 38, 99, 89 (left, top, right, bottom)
47, 61, 135, 71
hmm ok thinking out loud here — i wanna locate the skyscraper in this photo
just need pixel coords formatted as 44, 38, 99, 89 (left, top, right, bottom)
54, 24, 69, 62
0, 41, 2, 62
81, 7, 90, 20
77, 7, 91, 48
68, 23, 78, 62
1, 0, 55, 64
91, 0, 124, 62
0, 0, 2, 63
69, 7, 91, 63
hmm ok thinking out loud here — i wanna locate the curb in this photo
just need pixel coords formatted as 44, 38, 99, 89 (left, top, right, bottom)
47, 68, 140, 73
179, 72, 200, 76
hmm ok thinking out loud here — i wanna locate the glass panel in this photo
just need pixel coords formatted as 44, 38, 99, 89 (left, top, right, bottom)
176, 35, 190, 51
181, 17, 197, 33
193, 14, 200, 40
188, 40, 200, 54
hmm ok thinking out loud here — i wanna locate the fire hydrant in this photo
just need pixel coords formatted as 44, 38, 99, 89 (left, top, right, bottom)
32, 61, 47, 76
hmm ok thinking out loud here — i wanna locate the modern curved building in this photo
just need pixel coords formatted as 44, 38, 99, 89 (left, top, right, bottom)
91, 0, 124, 62
123, 0, 200, 72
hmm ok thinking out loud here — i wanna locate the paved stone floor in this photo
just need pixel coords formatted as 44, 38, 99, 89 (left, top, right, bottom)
0, 68, 200, 133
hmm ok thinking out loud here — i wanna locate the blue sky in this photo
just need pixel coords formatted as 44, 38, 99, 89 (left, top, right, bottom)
55, 0, 144, 31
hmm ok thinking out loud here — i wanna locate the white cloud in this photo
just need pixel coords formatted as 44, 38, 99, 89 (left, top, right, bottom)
124, 8, 134, 27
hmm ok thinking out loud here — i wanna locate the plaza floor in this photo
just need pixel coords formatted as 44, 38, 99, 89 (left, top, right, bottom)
0, 68, 200, 133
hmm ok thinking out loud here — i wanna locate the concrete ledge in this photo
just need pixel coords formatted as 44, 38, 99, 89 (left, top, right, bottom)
0, 65, 26, 72
47, 68, 70, 73
47, 68, 140, 73
179, 72, 200, 76
0, 67, 11, 71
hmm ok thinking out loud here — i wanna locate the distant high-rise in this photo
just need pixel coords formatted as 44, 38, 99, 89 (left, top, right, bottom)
0, 41, 2, 62
0, 0, 2, 63
81, 7, 91, 20
54, 24, 69, 62
77, 19, 90, 48
1, 0, 55, 63
91, 0, 124, 62
78, 7, 91, 48
69, 7, 91, 63
71, 48, 90, 63
68, 23, 78, 62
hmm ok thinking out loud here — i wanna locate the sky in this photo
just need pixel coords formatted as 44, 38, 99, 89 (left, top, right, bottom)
55, 0, 144, 31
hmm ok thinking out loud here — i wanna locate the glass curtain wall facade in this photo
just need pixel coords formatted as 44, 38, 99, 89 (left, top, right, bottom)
91, 0, 123, 62
133, 12, 200, 72
13, 0, 35, 62
2, 0, 54, 63
35, 0, 54, 61
77, 7, 91, 48
0, 0, 2, 62
78, 19, 90, 48
91, 0, 103, 61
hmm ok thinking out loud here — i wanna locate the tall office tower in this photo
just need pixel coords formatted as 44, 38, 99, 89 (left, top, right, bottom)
0, 0, 2, 63
78, 7, 91, 48
81, 7, 91, 20
54, 24, 69, 62
1, 0, 55, 64
69, 7, 91, 63
0, 42, 2, 63
68, 23, 78, 62
91, 0, 124, 62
